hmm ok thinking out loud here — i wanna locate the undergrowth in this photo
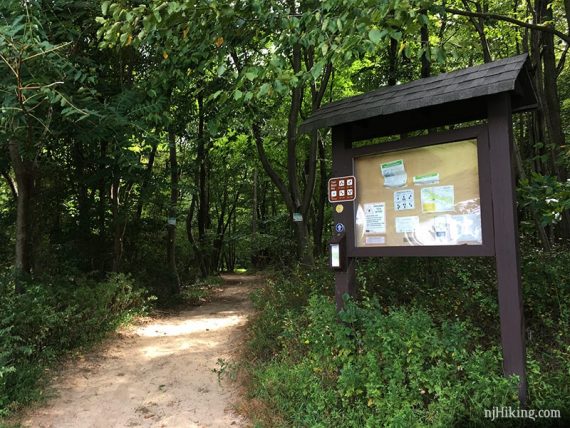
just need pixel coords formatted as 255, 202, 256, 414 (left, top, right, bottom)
242, 246, 570, 427
0, 272, 149, 416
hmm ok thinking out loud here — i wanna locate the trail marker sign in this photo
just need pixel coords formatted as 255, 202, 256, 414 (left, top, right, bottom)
328, 175, 356, 203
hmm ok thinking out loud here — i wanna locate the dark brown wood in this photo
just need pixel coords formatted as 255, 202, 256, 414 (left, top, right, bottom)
488, 93, 527, 405
332, 126, 357, 310
345, 125, 495, 258
335, 258, 356, 312
346, 100, 487, 142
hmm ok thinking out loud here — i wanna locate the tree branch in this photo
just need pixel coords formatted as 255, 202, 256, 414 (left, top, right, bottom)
301, 131, 319, 216
252, 122, 294, 211
556, 44, 569, 77
1, 168, 18, 200
445, 7, 570, 45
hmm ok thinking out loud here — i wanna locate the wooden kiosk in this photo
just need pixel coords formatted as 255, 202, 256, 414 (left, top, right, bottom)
300, 54, 537, 405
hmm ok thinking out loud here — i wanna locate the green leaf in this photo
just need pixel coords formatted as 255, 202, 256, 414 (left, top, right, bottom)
245, 70, 258, 81
233, 89, 243, 100
310, 62, 324, 80
369, 29, 382, 44
258, 83, 270, 97
217, 64, 226, 76
102, 1, 111, 15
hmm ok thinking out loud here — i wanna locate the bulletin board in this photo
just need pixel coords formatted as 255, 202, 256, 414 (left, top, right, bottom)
353, 139, 483, 248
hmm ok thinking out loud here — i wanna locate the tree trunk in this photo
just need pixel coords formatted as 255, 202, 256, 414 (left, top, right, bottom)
388, 37, 398, 86
97, 141, 108, 270
111, 179, 123, 272
513, 133, 551, 250
420, 10, 431, 77
313, 136, 327, 257
134, 140, 159, 224
73, 140, 92, 266
294, 219, 311, 265
196, 95, 211, 277
251, 168, 259, 266
535, 0, 570, 238
541, 6, 567, 181
167, 129, 181, 294
8, 140, 34, 293
461, 0, 493, 63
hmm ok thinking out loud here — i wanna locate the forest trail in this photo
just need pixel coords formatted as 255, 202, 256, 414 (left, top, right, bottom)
19, 275, 259, 428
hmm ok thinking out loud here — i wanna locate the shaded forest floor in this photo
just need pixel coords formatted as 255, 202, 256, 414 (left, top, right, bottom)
15, 275, 259, 428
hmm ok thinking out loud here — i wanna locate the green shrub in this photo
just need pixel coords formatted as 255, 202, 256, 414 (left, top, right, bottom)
252, 295, 521, 427
247, 265, 333, 361
0, 272, 148, 415
246, 258, 570, 426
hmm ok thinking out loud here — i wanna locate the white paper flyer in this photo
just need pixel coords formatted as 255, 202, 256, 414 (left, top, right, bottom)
380, 160, 407, 188
364, 202, 386, 234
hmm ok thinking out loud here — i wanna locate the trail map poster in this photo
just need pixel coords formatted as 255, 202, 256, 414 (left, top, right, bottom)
353, 140, 483, 247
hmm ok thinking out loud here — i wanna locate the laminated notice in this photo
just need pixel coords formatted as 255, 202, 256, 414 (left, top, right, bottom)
380, 160, 407, 188
434, 216, 450, 241
364, 202, 386, 234
365, 236, 386, 245
394, 189, 414, 211
395, 216, 419, 233
421, 185, 455, 213
451, 213, 482, 243
413, 173, 440, 185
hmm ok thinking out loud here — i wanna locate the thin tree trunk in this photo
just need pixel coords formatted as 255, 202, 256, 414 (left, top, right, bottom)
8, 140, 33, 292
186, 194, 208, 276
111, 179, 122, 271
98, 141, 108, 270
211, 187, 228, 273
537, 0, 570, 237
167, 129, 181, 294
460, 0, 493, 63
388, 37, 398, 86
513, 134, 551, 250
251, 168, 258, 265
313, 136, 327, 257
420, 9, 431, 77
196, 95, 211, 276
73, 140, 91, 265
134, 140, 159, 224
197, 97, 208, 240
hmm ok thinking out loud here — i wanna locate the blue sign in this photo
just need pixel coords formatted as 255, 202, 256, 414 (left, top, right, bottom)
335, 223, 345, 233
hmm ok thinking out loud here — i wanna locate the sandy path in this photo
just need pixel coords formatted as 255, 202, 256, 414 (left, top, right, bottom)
20, 275, 258, 428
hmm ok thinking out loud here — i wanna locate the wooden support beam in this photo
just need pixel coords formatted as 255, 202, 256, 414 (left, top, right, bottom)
487, 93, 527, 405
331, 125, 357, 311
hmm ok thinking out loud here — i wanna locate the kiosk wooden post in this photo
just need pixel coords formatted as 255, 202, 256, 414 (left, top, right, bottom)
332, 126, 357, 311
488, 94, 527, 405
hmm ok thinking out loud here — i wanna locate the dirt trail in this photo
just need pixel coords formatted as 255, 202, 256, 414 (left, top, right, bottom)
20, 275, 259, 428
